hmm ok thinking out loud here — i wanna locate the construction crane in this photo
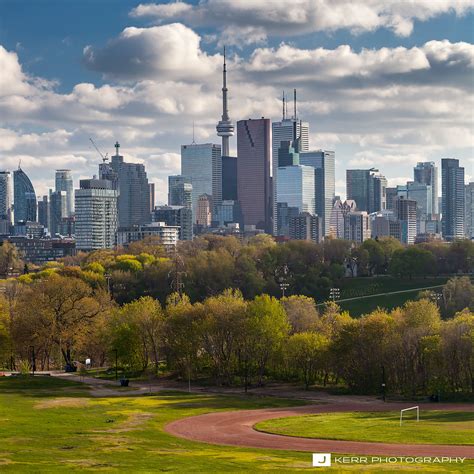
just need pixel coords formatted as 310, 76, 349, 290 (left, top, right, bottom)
89, 137, 109, 162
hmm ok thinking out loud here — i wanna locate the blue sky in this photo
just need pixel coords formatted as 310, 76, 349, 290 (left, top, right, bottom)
0, 0, 473, 202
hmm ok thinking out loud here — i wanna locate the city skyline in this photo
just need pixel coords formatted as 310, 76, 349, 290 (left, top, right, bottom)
0, 0, 473, 203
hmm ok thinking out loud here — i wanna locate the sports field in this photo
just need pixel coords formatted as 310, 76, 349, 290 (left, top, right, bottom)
255, 411, 474, 445
1, 376, 473, 472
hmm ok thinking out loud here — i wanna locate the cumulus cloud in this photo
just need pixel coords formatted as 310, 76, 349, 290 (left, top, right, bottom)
83, 23, 221, 80
1, 24, 473, 202
130, 0, 473, 44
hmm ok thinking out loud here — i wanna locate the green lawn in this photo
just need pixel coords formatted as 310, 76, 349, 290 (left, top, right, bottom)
1, 377, 473, 473
256, 411, 474, 445
336, 276, 451, 316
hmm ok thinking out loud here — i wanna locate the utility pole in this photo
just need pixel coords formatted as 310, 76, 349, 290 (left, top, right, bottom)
169, 251, 186, 302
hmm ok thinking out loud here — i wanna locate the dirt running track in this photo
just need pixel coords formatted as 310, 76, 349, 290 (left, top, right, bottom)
165, 402, 474, 457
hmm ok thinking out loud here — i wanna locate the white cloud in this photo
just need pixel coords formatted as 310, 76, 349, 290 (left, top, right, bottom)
130, 0, 473, 44
83, 23, 221, 81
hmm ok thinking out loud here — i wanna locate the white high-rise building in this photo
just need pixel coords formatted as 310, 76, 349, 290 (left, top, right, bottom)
271, 90, 309, 235
75, 179, 118, 251
0, 171, 12, 223
465, 183, 474, 239
55, 169, 74, 216
181, 143, 221, 222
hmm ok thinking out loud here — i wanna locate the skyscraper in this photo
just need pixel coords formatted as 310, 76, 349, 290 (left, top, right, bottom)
110, 142, 151, 228
55, 169, 74, 216
395, 196, 417, 244
346, 168, 386, 213
13, 166, 37, 223
0, 171, 12, 223
276, 165, 315, 237
414, 162, 438, 216
168, 175, 192, 209
222, 155, 237, 201
237, 118, 272, 232
75, 178, 118, 251
149, 183, 155, 212
344, 211, 371, 243
272, 91, 309, 234
196, 194, 212, 228
299, 150, 335, 237
465, 183, 474, 239
442, 158, 465, 240
216, 48, 234, 157
181, 143, 221, 221
37, 195, 49, 230
49, 190, 67, 236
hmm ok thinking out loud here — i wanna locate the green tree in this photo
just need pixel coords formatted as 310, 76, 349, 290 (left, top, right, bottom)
287, 332, 329, 389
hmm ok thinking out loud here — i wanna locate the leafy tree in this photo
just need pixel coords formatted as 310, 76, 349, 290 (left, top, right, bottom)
281, 295, 319, 334
442, 277, 474, 317
287, 332, 329, 389
389, 247, 436, 279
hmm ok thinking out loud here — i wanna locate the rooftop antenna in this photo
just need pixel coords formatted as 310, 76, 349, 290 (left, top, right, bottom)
18, 159, 21, 170
282, 90, 286, 120
192, 121, 196, 144
114, 141, 120, 156
293, 88, 297, 119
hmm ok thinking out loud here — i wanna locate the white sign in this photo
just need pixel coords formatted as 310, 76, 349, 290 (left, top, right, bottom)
313, 453, 331, 467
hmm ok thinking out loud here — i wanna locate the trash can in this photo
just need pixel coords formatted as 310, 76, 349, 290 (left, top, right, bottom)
120, 379, 129, 387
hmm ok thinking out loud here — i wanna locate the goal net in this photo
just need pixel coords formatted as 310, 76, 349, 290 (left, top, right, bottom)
400, 406, 419, 426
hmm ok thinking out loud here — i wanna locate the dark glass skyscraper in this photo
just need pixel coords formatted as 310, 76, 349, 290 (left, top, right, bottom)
442, 158, 465, 240
414, 161, 438, 216
237, 118, 272, 232
221, 155, 237, 201
346, 168, 386, 213
13, 167, 37, 223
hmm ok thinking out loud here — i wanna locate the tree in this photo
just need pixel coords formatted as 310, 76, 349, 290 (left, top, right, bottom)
389, 247, 435, 279
361, 239, 385, 275
280, 295, 319, 334
0, 241, 22, 278
287, 332, 329, 389
108, 296, 164, 371
12, 274, 109, 369
442, 277, 474, 317
244, 294, 289, 386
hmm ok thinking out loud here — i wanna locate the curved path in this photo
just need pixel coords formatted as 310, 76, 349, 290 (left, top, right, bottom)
166, 402, 474, 457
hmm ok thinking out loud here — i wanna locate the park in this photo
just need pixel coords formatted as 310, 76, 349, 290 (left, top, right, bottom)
0, 373, 472, 472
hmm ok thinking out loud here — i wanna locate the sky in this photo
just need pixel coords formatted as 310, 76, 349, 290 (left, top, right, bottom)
0, 0, 473, 203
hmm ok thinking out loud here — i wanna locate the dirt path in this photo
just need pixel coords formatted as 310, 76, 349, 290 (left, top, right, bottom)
165, 402, 474, 457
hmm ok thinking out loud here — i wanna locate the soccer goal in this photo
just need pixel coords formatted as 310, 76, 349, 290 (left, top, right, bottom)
400, 406, 419, 426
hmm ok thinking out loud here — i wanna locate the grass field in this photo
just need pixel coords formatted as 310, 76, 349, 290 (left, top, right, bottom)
1, 376, 473, 473
256, 411, 474, 445
336, 276, 450, 316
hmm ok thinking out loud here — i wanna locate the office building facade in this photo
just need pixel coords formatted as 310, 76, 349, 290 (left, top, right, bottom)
153, 205, 193, 241
441, 158, 465, 240
237, 118, 272, 232
13, 167, 37, 224
346, 168, 387, 214
414, 162, 438, 216
181, 143, 221, 220
55, 169, 74, 216
75, 179, 118, 251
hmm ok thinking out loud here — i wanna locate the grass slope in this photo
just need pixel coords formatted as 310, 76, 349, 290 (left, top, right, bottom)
256, 411, 474, 445
0, 376, 473, 473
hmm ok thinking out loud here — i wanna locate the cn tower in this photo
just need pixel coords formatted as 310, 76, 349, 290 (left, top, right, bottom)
216, 47, 234, 156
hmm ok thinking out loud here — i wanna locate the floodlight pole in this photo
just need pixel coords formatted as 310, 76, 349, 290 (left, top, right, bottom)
381, 365, 386, 402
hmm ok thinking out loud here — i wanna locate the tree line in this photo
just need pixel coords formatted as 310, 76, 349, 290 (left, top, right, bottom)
1, 271, 473, 398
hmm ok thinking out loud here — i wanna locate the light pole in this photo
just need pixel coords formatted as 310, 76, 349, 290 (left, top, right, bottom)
104, 272, 111, 294
329, 287, 340, 302
276, 264, 290, 298
29, 345, 36, 376
381, 365, 386, 402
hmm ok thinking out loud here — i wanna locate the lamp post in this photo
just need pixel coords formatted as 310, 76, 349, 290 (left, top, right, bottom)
29, 345, 36, 376
275, 264, 290, 298
381, 365, 386, 402
329, 287, 340, 302
104, 272, 111, 294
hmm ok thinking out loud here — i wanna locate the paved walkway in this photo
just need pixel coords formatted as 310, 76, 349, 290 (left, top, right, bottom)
165, 402, 474, 457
